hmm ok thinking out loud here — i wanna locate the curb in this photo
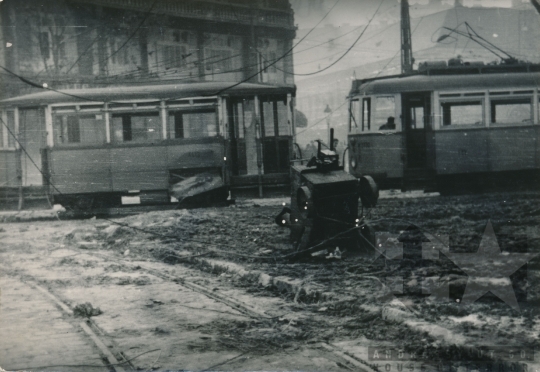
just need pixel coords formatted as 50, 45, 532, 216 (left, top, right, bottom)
0, 209, 61, 223
191, 257, 334, 303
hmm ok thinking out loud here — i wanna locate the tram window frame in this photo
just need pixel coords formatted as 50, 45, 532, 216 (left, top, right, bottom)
490, 97, 533, 125
349, 99, 360, 132
52, 110, 107, 146
167, 108, 218, 140
440, 99, 484, 127
259, 96, 289, 138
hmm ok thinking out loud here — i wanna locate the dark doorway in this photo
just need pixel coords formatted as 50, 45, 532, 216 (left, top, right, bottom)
402, 92, 431, 169
227, 99, 248, 176
260, 97, 290, 174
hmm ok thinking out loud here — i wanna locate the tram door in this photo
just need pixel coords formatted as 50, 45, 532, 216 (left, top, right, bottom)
228, 99, 250, 176
402, 92, 432, 171
228, 96, 290, 177
259, 97, 290, 174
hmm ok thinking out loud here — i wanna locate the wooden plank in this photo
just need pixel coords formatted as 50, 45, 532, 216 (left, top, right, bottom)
110, 146, 167, 173
112, 170, 168, 191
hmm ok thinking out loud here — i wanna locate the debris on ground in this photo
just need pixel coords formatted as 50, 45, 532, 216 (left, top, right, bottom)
73, 302, 103, 318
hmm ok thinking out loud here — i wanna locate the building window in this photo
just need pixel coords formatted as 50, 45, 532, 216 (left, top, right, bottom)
204, 48, 233, 73
441, 101, 483, 126
490, 99, 532, 125
203, 34, 241, 79
163, 45, 187, 69
109, 38, 130, 65
168, 110, 218, 139
112, 113, 161, 143
39, 32, 50, 59
260, 51, 277, 74
53, 113, 106, 145
258, 38, 280, 83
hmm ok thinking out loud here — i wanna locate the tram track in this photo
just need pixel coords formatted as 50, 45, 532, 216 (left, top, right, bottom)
0, 243, 377, 372
0, 265, 134, 372
68, 249, 380, 371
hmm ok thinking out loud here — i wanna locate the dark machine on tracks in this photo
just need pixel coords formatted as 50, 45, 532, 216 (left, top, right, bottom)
276, 129, 379, 258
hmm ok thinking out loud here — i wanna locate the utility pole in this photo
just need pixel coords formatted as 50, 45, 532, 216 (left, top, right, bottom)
401, 0, 414, 74
531, 0, 540, 14
324, 104, 332, 146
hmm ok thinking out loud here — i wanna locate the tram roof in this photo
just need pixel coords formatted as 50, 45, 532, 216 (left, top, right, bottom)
350, 70, 540, 96
0, 82, 296, 107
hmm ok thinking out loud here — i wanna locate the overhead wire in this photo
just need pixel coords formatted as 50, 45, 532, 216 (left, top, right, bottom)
204, 0, 343, 98
0, 64, 129, 104
100, 6, 399, 82
0, 0, 423, 261
274, 0, 386, 77
295, 100, 348, 137
0, 98, 454, 267
295, 14, 425, 140
6, 0, 397, 86
0, 112, 386, 262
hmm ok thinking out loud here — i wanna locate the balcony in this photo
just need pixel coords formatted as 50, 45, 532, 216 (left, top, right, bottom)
73, 0, 295, 29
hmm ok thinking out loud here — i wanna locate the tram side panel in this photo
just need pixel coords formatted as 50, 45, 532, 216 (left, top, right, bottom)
0, 151, 18, 188
48, 147, 113, 195
166, 139, 225, 179
47, 137, 224, 200
348, 133, 403, 185
110, 145, 168, 192
434, 128, 489, 175
488, 126, 537, 172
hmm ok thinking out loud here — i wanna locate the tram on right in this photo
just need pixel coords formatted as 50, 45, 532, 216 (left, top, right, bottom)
347, 62, 540, 192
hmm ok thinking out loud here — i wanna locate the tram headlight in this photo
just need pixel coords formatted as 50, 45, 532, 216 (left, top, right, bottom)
351, 158, 357, 169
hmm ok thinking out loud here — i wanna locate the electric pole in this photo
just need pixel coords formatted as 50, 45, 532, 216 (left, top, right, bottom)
401, 0, 414, 74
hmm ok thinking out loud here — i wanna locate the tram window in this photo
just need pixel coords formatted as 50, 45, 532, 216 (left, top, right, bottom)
277, 100, 289, 136
113, 113, 161, 143
168, 110, 217, 139
53, 114, 106, 144
261, 98, 289, 137
374, 96, 395, 131
490, 99, 532, 124
349, 99, 360, 131
262, 101, 275, 137
441, 101, 483, 126
362, 98, 371, 131
233, 103, 244, 139
411, 107, 424, 129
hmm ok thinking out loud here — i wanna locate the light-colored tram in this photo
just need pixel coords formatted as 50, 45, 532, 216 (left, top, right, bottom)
0, 82, 296, 208
347, 63, 540, 192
